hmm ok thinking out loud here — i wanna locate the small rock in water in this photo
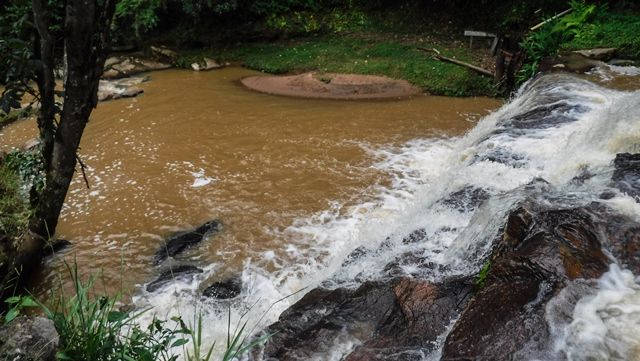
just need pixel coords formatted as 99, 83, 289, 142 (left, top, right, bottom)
341, 246, 369, 267
203, 277, 242, 299
191, 57, 224, 71
154, 220, 221, 265
402, 228, 427, 244
438, 186, 489, 212
146, 264, 203, 292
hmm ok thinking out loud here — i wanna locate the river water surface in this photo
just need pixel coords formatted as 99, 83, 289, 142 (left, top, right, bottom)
0, 67, 499, 334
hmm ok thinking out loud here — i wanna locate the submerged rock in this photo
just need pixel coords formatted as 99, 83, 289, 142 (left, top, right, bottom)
202, 277, 242, 299
146, 264, 203, 292
0, 316, 59, 361
154, 220, 221, 265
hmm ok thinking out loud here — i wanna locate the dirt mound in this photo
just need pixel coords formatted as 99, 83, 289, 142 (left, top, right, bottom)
241, 72, 421, 100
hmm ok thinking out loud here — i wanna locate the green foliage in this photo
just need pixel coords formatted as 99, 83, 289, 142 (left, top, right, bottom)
216, 36, 495, 96
517, 0, 597, 77
17, 263, 269, 360
560, 9, 640, 59
3, 149, 45, 197
0, 1, 37, 116
114, 0, 163, 38
42, 265, 186, 361
474, 260, 491, 289
3, 295, 39, 323
0, 161, 29, 240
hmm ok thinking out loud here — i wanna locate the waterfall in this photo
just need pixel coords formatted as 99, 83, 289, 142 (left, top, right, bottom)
134, 72, 640, 360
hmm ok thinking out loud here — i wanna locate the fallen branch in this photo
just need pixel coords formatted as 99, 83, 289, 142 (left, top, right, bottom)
418, 47, 494, 77
530, 8, 572, 31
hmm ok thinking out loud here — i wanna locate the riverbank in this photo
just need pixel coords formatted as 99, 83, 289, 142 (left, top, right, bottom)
178, 33, 497, 97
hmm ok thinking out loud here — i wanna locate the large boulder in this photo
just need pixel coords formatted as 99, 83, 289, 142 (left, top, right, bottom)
440, 200, 638, 360
154, 220, 221, 265
0, 316, 59, 361
572, 48, 617, 61
97, 76, 147, 102
256, 277, 472, 361
150, 46, 178, 63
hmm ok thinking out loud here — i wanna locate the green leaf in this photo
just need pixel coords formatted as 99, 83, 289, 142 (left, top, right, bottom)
171, 338, 189, 347
20, 296, 39, 307
4, 296, 20, 304
56, 352, 73, 360
4, 308, 19, 323
107, 311, 127, 322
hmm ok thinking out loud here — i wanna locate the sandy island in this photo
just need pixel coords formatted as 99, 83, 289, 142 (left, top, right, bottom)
241, 72, 421, 100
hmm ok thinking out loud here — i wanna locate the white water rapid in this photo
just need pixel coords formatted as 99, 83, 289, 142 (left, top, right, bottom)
133, 72, 640, 361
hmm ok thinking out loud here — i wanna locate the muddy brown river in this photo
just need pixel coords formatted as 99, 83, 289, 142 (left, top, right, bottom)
0, 67, 500, 300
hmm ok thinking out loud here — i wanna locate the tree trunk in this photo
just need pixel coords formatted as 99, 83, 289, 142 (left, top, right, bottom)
14, 0, 116, 288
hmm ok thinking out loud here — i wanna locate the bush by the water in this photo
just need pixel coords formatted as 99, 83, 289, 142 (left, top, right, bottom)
519, 0, 640, 82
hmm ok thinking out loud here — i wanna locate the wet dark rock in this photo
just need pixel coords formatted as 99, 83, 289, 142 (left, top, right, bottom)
441, 200, 628, 360
611, 153, 640, 199
570, 167, 594, 185
345, 277, 472, 361
573, 48, 617, 61
473, 148, 527, 168
540, 52, 605, 74
589, 202, 640, 274
102, 55, 171, 79
439, 186, 489, 212
503, 101, 590, 130
154, 220, 221, 265
402, 228, 426, 244
256, 277, 472, 361
203, 277, 242, 299
383, 251, 444, 278
0, 316, 59, 361
146, 265, 203, 292
41, 239, 72, 258
341, 246, 369, 267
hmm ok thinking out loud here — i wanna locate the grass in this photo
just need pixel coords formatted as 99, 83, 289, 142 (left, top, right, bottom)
474, 260, 491, 289
559, 10, 640, 59
179, 35, 496, 97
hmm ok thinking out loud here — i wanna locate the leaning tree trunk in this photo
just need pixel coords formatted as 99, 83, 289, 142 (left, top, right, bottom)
15, 0, 116, 286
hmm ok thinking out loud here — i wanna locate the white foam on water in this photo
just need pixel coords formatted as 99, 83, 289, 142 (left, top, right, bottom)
547, 264, 640, 361
133, 74, 640, 360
